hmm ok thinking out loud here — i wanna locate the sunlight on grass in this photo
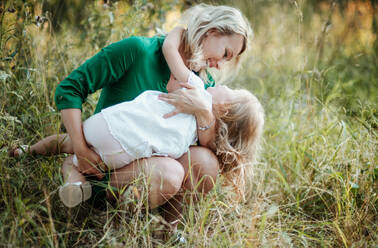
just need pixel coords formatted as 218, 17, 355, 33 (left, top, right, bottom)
0, 0, 376, 246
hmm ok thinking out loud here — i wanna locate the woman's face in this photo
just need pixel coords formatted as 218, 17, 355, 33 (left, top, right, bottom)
207, 85, 238, 105
201, 31, 244, 70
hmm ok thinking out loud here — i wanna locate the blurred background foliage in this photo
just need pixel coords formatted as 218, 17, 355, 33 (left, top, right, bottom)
1, 0, 376, 118
0, 0, 377, 246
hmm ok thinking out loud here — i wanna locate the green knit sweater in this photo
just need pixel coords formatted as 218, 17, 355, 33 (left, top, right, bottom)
55, 36, 215, 114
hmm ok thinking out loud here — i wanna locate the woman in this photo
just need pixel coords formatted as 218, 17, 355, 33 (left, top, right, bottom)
54, 4, 252, 216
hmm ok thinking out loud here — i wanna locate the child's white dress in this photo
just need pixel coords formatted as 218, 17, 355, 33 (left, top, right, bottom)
73, 72, 212, 169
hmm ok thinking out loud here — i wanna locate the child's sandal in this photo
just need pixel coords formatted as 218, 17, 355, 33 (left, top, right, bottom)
59, 181, 92, 208
8, 145, 30, 158
170, 230, 187, 244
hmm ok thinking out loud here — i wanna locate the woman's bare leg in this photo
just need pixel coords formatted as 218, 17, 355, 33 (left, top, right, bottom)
108, 156, 185, 209
161, 146, 219, 223
177, 146, 219, 193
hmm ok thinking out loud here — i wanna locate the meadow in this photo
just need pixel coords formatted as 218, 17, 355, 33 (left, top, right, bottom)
0, 0, 377, 247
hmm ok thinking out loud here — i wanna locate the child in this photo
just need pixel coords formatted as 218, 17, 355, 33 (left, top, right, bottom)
10, 28, 264, 208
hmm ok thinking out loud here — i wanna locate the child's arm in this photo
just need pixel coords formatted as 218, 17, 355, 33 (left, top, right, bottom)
162, 26, 191, 83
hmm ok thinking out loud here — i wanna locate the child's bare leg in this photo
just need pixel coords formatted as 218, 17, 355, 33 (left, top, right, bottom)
59, 155, 92, 208
10, 133, 73, 157
61, 155, 86, 184
31, 133, 73, 155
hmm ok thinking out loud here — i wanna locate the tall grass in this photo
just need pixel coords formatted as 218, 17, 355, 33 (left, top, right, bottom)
1, 0, 377, 247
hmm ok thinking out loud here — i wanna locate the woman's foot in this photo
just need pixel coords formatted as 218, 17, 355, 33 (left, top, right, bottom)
8, 145, 30, 158
59, 181, 92, 208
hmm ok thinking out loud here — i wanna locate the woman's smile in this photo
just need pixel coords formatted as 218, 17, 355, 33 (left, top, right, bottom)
201, 32, 245, 70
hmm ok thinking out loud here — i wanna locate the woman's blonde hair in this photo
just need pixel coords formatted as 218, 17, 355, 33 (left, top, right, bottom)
179, 4, 253, 83
213, 89, 264, 193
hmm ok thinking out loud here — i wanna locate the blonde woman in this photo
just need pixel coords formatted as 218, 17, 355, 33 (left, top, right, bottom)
12, 4, 254, 219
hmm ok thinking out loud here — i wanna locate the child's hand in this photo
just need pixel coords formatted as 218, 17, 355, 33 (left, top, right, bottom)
166, 74, 181, 93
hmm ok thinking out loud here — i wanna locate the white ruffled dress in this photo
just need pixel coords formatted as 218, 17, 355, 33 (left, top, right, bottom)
100, 72, 212, 160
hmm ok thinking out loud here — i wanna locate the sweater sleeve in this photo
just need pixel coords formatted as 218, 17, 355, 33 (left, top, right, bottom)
54, 37, 144, 111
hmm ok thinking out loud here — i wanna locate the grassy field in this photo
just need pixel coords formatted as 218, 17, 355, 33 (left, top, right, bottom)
1, 0, 377, 247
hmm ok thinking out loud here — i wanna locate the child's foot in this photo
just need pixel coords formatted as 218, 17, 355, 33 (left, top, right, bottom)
8, 145, 30, 158
59, 181, 92, 208
171, 231, 187, 244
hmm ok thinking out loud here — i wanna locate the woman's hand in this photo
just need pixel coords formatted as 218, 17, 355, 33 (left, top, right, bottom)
158, 83, 216, 148
158, 83, 211, 118
61, 108, 104, 179
75, 146, 105, 179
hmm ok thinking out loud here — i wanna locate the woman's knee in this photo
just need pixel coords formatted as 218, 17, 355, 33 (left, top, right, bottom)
155, 159, 185, 198
179, 146, 219, 193
144, 158, 185, 208
108, 157, 185, 208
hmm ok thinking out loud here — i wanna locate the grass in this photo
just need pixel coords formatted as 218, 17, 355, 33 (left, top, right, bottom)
1, 0, 377, 247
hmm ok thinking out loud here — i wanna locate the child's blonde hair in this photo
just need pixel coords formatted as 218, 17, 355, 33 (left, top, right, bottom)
213, 89, 264, 191
179, 4, 253, 83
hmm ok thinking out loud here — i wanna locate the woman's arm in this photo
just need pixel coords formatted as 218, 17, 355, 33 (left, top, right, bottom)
55, 38, 143, 177
158, 83, 216, 150
61, 109, 104, 179
55, 37, 142, 111
162, 26, 191, 83
195, 108, 216, 150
